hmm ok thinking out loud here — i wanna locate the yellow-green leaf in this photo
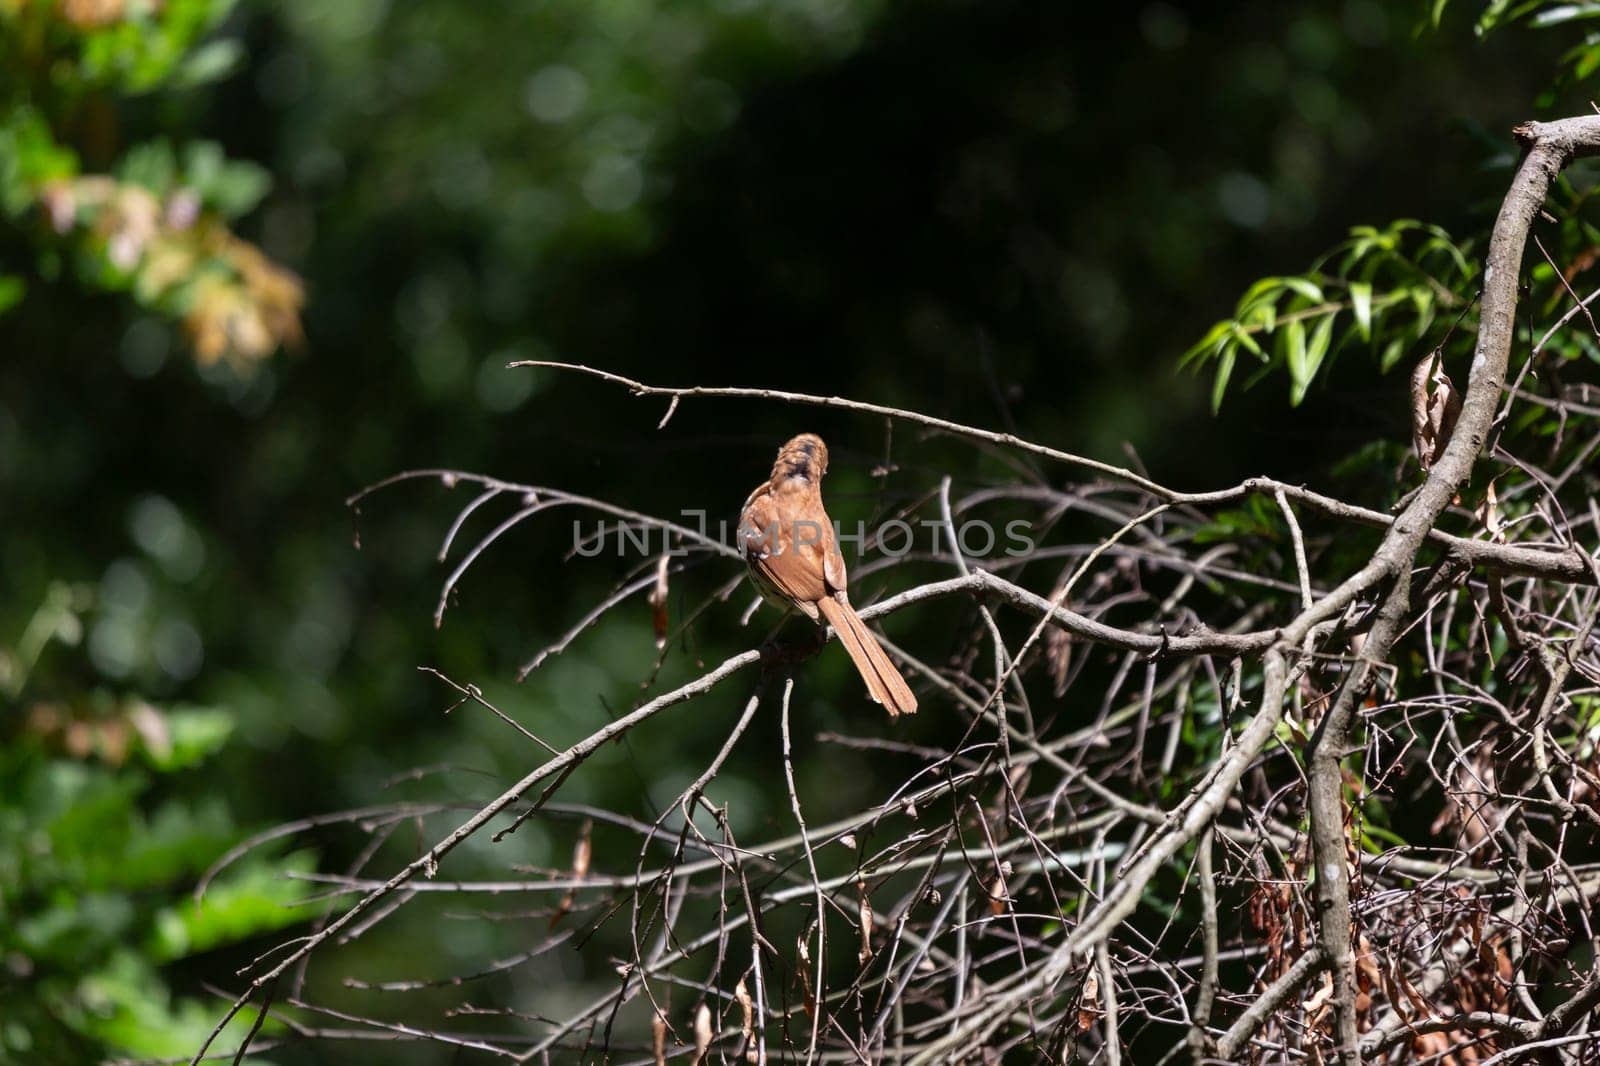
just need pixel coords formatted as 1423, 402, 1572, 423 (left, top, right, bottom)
1350, 281, 1372, 340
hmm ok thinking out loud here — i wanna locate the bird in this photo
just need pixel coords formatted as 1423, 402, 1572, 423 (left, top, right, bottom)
738, 433, 918, 717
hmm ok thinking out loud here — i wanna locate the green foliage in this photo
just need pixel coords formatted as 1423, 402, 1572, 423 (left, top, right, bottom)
117, 139, 271, 221
0, 0, 301, 366
1181, 221, 1475, 409
1191, 494, 1282, 545
1461, 0, 1600, 89
1433, 0, 1600, 38
0, 0, 239, 96
0, 49, 312, 1044
1190, 0, 1600, 411
0, 588, 327, 1063
0, 104, 77, 214
1462, 0, 1600, 33
272, 0, 890, 288
0, 273, 22, 315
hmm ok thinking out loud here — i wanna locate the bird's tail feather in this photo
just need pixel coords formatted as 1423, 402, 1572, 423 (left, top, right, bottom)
817, 597, 918, 717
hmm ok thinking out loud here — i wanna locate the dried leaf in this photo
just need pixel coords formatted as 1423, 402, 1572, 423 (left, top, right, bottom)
61, 0, 128, 29
648, 553, 671, 648
1411, 351, 1462, 473
1563, 243, 1600, 282
1477, 480, 1504, 542
1077, 964, 1100, 1032
126, 700, 171, 760
1382, 955, 1409, 1018
572, 820, 593, 878
94, 717, 131, 766
1354, 935, 1380, 1017
987, 873, 1008, 916
1398, 967, 1435, 1021
1492, 933, 1514, 985
64, 719, 94, 759
857, 881, 874, 963
652, 1011, 668, 1066
735, 977, 754, 1050
1410, 1031, 1452, 1059
1305, 969, 1334, 1022
1432, 743, 1500, 851
796, 934, 816, 1018
550, 818, 594, 929
692, 1002, 713, 1064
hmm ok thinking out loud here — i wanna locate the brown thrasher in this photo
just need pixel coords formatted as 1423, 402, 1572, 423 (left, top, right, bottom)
738, 433, 918, 717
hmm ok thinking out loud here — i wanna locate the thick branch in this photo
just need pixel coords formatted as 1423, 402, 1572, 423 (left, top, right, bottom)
1304, 113, 1600, 1066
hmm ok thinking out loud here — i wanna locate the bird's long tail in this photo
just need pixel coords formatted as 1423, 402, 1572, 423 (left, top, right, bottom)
817, 596, 918, 717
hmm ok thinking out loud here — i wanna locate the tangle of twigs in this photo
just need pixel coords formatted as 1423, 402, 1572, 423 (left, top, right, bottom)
178, 116, 1600, 1066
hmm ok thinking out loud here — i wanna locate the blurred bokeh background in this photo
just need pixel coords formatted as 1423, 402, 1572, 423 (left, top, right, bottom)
0, 0, 1582, 1061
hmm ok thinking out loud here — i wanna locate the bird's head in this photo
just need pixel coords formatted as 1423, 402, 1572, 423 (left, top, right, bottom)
771, 433, 828, 483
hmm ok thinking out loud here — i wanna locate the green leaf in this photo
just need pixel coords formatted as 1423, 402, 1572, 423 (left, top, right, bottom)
0, 275, 24, 316
1303, 312, 1335, 380
118, 799, 234, 889
1192, 503, 1277, 545
147, 853, 329, 963
1566, 38, 1600, 78
73, 950, 279, 1057
1532, 3, 1600, 28
1283, 317, 1308, 403
179, 141, 270, 218
118, 141, 178, 196
13, 891, 135, 962
1236, 276, 1283, 317
1211, 344, 1236, 413
1179, 319, 1231, 369
173, 39, 244, 89
1330, 439, 1400, 479
1380, 336, 1407, 372
207, 160, 271, 218
1280, 276, 1324, 304
1420, 234, 1474, 279
1409, 287, 1436, 339
1246, 299, 1276, 333
147, 707, 234, 771
0, 106, 80, 215
1358, 823, 1409, 854
1349, 281, 1373, 340
1230, 324, 1267, 361
182, 140, 224, 193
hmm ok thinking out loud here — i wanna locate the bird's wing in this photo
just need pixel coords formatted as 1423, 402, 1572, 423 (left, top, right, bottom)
740, 489, 829, 604
822, 534, 849, 595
